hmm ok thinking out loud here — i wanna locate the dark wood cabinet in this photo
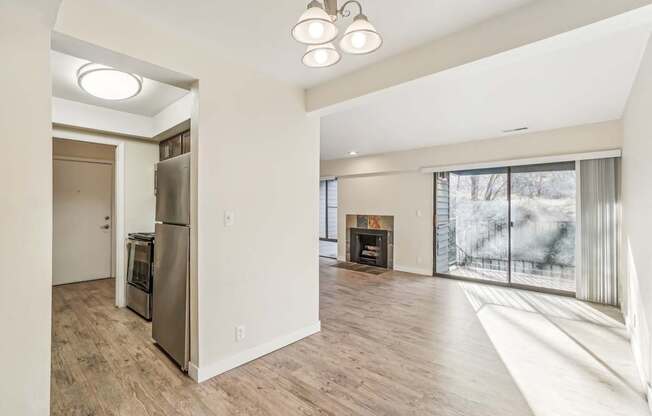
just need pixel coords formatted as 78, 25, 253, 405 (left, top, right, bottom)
159, 130, 190, 161
182, 131, 191, 154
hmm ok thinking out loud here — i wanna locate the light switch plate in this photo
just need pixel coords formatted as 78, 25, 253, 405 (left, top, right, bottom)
224, 211, 235, 227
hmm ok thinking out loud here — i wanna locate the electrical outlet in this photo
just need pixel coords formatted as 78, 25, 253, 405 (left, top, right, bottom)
235, 325, 245, 342
224, 211, 235, 227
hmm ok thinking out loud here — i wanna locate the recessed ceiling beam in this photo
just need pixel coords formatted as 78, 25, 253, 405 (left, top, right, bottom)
306, 0, 652, 114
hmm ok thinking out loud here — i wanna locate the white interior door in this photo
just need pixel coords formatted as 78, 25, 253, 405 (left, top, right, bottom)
53, 159, 113, 285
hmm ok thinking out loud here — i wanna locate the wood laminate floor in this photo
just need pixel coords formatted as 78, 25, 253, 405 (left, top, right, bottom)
51, 258, 644, 415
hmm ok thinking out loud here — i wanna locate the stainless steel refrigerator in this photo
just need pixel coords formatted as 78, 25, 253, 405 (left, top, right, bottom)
153, 152, 190, 371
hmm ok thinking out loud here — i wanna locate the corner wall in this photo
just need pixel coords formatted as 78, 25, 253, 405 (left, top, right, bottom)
0, 2, 57, 414
622, 33, 652, 392
337, 173, 433, 275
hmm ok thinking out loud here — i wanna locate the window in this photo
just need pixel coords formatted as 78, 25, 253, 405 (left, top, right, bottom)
319, 179, 337, 241
435, 162, 576, 293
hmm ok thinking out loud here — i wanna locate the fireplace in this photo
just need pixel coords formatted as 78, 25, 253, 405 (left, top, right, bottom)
350, 228, 388, 268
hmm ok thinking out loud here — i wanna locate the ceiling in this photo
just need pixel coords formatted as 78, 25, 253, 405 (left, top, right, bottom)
105, 0, 535, 88
51, 50, 189, 117
320, 26, 652, 160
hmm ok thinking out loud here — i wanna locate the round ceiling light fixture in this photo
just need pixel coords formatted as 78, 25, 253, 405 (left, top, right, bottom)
291, 0, 382, 68
303, 43, 341, 68
77, 63, 143, 101
292, 0, 338, 45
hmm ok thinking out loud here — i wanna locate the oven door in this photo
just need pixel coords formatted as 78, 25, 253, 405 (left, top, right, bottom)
127, 239, 152, 292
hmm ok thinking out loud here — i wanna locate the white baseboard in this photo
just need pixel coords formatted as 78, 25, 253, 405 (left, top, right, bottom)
625, 312, 650, 406
189, 321, 321, 383
394, 264, 433, 276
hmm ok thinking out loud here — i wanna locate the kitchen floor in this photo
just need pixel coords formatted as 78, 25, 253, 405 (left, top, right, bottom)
51, 259, 645, 415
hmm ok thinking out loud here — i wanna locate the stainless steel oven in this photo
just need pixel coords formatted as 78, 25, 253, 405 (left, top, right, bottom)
126, 232, 155, 320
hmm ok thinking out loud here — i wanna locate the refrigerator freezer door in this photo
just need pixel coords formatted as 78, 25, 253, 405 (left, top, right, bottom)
153, 223, 189, 370
155, 153, 190, 225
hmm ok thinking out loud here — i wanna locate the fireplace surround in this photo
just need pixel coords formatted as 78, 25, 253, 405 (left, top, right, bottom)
350, 228, 388, 268
345, 214, 394, 269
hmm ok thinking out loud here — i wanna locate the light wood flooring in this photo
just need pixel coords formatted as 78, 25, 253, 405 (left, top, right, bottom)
51, 258, 639, 415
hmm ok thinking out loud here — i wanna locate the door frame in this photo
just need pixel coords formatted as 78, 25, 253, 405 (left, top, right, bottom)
52, 132, 127, 307
433, 166, 577, 297
53, 156, 115, 283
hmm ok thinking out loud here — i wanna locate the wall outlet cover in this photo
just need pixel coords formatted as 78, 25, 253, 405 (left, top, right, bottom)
224, 211, 235, 227
235, 325, 245, 342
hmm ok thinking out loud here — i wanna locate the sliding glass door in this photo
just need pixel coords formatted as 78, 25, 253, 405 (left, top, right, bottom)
510, 163, 576, 291
435, 162, 576, 294
437, 169, 509, 283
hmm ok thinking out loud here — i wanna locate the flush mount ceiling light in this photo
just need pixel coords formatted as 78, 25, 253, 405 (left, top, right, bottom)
77, 63, 143, 100
292, 0, 382, 68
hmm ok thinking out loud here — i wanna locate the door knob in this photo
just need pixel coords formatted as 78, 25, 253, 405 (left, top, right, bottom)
101, 225, 110, 230
105, 216, 110, 220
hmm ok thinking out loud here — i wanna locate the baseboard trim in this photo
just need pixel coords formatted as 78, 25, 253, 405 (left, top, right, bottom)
190, 321, 321, 383
625, 313, 650, 406
394, 264, 433, 276
188, 361, 200, 381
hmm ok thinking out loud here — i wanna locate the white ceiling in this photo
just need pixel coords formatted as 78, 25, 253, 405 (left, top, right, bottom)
104, 0, 535, 88
51, 50, 189, 117
320, 26, 652, 160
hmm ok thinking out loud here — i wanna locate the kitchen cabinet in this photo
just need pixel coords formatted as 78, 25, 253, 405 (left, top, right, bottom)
159, 130, 189, 161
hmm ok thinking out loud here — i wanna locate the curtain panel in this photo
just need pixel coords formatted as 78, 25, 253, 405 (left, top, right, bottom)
577, 158, 619, 305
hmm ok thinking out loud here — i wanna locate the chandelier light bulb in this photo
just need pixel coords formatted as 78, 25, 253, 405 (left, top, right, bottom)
351, 32, 367, 49
308, 21, 325, 40
313, 49, 329, 64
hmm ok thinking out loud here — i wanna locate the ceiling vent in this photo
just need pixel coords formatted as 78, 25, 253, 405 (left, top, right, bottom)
502, 127, 529, 134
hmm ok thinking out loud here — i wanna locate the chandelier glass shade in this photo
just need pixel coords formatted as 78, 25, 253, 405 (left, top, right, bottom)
339, 14, 382, 54
302, 43, 341, 68
292, 1, 339, 45
291, 0, 382, 68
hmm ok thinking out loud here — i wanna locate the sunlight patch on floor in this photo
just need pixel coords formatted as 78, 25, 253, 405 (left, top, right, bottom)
460, 282, 649, 416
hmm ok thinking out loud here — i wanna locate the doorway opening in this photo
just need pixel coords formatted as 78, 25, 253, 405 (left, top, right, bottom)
52, 139, 116, 292
319, 178, 338, 258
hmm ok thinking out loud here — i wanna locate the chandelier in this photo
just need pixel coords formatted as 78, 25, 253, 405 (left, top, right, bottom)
291, 0, 382, 68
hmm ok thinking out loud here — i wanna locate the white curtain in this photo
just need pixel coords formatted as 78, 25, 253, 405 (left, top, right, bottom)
577, 158, 619, 305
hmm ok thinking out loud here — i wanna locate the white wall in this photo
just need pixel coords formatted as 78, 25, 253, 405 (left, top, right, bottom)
622, 33, 652, 392
54, 0, 320, 385
52, 94, 192, 139
338, 173, 433, 275
52, 97, 153, 138
0, 2, 58, 415
322, 121, 623, 275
